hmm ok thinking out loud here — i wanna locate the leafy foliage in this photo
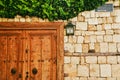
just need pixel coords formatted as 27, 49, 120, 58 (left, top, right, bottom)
0, 0, 108, 21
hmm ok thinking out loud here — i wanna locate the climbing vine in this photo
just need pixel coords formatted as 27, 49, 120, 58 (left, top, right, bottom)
0, 0, 108, 21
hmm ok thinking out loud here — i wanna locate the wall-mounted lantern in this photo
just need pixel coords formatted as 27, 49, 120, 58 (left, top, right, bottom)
65, 22, 75, 36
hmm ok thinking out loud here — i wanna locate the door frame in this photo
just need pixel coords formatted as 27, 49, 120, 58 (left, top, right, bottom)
0, 22, 64, 80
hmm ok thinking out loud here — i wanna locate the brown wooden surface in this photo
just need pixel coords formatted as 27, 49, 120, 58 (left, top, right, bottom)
0, 22, 64, 80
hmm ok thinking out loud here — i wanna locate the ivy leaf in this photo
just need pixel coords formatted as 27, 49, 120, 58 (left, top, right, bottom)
0, 1, 5, 7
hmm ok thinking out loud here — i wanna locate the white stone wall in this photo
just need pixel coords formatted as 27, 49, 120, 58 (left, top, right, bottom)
64, 0, 120, 53
64, 54, 120, 80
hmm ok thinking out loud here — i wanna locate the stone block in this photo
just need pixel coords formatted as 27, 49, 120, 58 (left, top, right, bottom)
90, 10, 95, 17
84, 36, 90, 43
97, 36, 103, 42
77, 36, 84, 43
98, 56, 107, 64
80, 56, 85, 64
78, 65, 89, 77
85, 31, 94, 35
82, 11, 91, 18
108, 43, 117, 52
117, 77, 120, 80
88, 18, 98, 25
112, 10, 120, 16
107, 77, 116, 80
86, 56, 97, 63
114, 30, 120, 34
90, 35, 96, 42
82, 44, 89, 53
104, 35, 113, 42
117, 56, 120, 64
14, 18, 19, 22
100, 43, 108, 52
104, 24, 112, 30
95, 31, 105, 35
20, 18, 25, 22
114, 16, 120, 23
8, 19, 14, 22
71, 77, 79, 80
32, 17, 39, 22
88, 25, 97, 31
75, 44, 82, 53
81, 31, 85, 36
112, 23, 120, 29
90, 64, 100, 77
76, 22, 87, 30
95, 43, 100, 52
2, 18, 8, 22
112, 64, 120, 77
69, 36, 77, 43
64, 56, 71, 63
89, 43, 95, 50
98, 18, 103, 24
26, 17, 31, 22
97, 25, 103, 31
113, 1, 120, 6
106, 17, 113, 23
79, 77, 87, 80
100, 64, 111, 77
107, 56, 117, 64
77, 15, 85, 22
102, 18, 107, 24
0, 18, 2, 22
88, 77, 97, 80
113, 35, 120, 42
64, 36, 68, 43
74, 31, 82, 36
71, 57, 80, 64
39, 18, 46, 22
96, 12, 110, 17
97, 78, 107, 80
64, 77, 71, 80
117, 43, 120, 52
106, 30, 114, 35
64, 64, 77, 77
64, 43, 74, 53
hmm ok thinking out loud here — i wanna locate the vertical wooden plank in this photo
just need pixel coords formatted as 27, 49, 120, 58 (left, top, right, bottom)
41, 35, 51, 80
29, 36, 42, 80
18, 32, 23, 80
0, 36, 7, 80
57, 24, 64, 80
22, 30, 28, 80
52, 34, 57, 80
7, 36, 19, 80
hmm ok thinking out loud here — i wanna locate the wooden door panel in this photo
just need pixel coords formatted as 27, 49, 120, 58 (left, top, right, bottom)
7, 36, 19, 80
41, 35, 52, 80
0, 36, 7, 80
0, 31, 22, 80
30, 36, 42, 80
27, 30, 57, 80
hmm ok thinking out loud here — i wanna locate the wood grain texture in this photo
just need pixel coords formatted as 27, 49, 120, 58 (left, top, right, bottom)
0, 22, 64, 80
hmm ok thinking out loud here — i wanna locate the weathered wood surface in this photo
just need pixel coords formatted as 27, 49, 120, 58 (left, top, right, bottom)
0, 22, 64, 80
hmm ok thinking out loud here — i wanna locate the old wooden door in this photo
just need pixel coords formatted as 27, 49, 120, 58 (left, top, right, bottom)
0, 22, 64, 80
0, 30, 57, 80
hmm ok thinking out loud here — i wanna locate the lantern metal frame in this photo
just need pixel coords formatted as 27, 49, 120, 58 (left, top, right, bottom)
65, 22, 75, 36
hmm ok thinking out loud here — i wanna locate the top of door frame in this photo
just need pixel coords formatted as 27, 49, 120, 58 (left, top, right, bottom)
0, 22, 64, 30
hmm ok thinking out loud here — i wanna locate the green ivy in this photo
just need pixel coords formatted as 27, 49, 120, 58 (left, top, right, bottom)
0, 0, 108, 21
